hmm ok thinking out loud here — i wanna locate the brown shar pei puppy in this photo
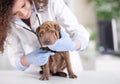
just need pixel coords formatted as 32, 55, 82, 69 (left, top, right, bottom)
36, 21, 77, 80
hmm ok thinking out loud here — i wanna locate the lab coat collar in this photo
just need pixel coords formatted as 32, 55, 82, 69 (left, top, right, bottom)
12, 18, 30, 30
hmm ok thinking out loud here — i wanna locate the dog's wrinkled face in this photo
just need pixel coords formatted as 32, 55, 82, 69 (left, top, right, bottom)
36, 21, 60, 47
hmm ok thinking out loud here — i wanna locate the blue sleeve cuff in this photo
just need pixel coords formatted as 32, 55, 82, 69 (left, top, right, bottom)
15, 55, 28, 71
74, 34, 90, 51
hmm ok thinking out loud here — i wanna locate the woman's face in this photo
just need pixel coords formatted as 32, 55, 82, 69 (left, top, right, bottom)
12, 0, 31, 19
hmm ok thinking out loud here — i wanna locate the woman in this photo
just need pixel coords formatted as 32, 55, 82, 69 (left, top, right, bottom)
0, 0, 89, 72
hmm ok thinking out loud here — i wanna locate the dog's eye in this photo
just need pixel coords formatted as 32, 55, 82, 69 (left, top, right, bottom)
40, 31, 44, 36
51, 30, 55, 33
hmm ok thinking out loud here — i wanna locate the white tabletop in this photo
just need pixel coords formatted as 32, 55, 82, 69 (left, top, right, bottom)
0, 70, 120, 84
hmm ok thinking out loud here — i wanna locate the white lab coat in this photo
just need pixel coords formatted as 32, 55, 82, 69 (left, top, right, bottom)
5, 0, 89, 73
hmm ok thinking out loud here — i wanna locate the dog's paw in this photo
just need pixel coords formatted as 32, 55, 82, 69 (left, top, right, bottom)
39, 74, 50, 80
69, 74, 77, 78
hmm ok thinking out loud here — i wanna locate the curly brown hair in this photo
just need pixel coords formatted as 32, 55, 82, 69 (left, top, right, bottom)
0, 0, 48, 53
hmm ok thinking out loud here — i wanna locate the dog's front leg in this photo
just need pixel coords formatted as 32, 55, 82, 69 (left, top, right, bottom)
39, 62, 50, 80
63, 52, 77, 78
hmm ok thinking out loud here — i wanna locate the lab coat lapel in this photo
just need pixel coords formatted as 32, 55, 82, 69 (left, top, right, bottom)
30, 12, 42, 32
13, 18, 31, 30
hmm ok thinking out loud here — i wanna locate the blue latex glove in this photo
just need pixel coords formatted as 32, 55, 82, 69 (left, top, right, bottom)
48, 28, 76, 51
26, 49, 55, 66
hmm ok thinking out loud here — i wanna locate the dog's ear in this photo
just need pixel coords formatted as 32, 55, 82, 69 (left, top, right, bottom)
36, 26, 41, 33
54, 23, 61, 38
54, 23, 60, 32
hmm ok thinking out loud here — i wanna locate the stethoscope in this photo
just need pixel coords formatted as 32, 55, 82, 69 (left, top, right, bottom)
11, 0, 43, 46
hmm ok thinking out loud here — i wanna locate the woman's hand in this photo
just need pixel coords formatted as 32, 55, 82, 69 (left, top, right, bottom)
25, 49, 55, 66
48, 28, 76, 52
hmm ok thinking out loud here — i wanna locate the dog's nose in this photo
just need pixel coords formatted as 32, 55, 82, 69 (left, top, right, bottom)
44, 40, 51, 45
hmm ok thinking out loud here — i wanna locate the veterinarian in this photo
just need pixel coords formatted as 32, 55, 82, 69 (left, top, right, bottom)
0, 0, 89, 72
